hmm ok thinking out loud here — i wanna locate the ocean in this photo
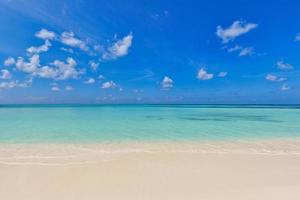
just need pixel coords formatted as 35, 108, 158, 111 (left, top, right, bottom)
0, 105, 299, 143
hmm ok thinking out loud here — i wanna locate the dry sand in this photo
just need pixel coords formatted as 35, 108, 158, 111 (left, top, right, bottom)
0, 140, 300, 200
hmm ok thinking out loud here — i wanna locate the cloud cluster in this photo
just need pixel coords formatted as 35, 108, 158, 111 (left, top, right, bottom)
16, 54, 40, 73
14, 54, 84, 81
1, 28, 134, 91
217, 20, 257, 57
265, 59, 294, 91
49, 57, 84, 80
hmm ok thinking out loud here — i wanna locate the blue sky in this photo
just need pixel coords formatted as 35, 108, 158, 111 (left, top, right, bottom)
0, 0, 300, 104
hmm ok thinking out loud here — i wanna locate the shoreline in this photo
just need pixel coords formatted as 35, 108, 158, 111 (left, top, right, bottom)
1, 138, 300, 165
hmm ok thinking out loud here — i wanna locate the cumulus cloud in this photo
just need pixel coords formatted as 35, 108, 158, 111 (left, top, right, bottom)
102, 81, 117, 89
216, 20, 258, 43
197, 68, 214, 80
50, 57, 84, 80
281, 83, 289, 91
35, 29, 56, 40
265, 74, 286, 82
26, 40, 51, 55
161, 76, 174, 89
218, 72, 228, 77
60, 32, 88, 51
32, 57, 84, 80
36, 66, 57, 79
102, 33, 133, 60
84, 78, 95, 84
276, 60, 293, 70
0, 69, 12, 80
89, 60, 99, 71
4, 57, 16, 66
16, 54, 40, 73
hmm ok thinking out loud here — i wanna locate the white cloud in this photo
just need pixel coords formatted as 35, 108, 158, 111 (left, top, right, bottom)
4, 57, 16, 66
102, 81, 117, 89
0, 69, 12, 80
0, 78, 32, 90
51, 57, 84, 80
0, 81, 18, 89
60, 47, 74, 54
36, 66, 57, 79
216, 20, 258, 43
161, 76, 174, 89
26, 40, 51, 55
281, 83, 289, 91
227, 45, 242, 52
89, 60, 99, 71
265, 74, 286, 82
238, 47, 254, 56
84, 78, 95, 84
276, 60, 293, 70
32, 57, 84, 80
227, 45, 254, 56
218, 72, 228, 77
197, 68, 214, 80
65, 86, 73, 91
51, 86, 60, 91
16, 54, 40, 73
98, 74, 105, 80
295, 33, 300, 41
102, 33, 133, 60
18, 78, 33, 88
60, 32, 88, 51
35, 29, 56, 40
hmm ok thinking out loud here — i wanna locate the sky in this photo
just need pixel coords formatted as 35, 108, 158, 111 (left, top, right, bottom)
0, 0, 300, 104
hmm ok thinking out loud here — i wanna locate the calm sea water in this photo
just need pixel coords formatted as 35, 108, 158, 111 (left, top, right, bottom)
0, 105, 299, 143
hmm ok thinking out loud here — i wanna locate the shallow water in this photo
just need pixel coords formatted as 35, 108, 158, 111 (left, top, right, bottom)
0, 105, 299, 143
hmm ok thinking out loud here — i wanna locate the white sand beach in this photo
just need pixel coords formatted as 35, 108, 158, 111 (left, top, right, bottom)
1, 140, 300, 200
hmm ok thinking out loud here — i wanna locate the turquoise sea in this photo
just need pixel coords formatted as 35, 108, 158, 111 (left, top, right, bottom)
0, 105, 299, 143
